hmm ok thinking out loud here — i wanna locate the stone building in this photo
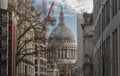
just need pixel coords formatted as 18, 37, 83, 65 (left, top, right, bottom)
77, 13, 94, 76
81, 13, 94, 76
47, 7, 77, 76
77, 14, 84, 76
93, 0, 120, 76
0, 0, 48, 76
34, 26, 47, 76
12, 0, 35, 76
0, 1, 16, 76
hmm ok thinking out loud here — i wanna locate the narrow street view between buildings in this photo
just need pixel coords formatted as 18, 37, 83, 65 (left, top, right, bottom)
0, 0, 120, 76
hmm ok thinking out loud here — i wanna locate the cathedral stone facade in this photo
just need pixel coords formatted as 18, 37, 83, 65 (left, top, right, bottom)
47, 7, 77, 76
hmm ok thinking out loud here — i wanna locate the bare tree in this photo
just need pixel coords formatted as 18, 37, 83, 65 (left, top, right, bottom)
8, 0, 58, 66
8, 0, 47, 66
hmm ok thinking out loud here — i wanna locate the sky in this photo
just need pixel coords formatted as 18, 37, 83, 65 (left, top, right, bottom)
34, 0, 93, 40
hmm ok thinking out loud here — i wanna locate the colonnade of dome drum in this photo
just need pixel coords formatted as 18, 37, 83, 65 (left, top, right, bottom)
47, 6, 77, 64
48, 36, 77, 64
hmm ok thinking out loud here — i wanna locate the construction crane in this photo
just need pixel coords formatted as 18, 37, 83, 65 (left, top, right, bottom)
41, 0, 56, 30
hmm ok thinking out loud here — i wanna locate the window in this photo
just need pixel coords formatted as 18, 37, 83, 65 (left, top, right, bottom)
55, 71, 58, 76
60, 65, 64, 76
103, 37, 111, 76
40, 74, 43, 76
25, 65, 27, 76
94, 14, 102, 44
2, 14, 7, 24
45, 68, 47, 72
61, 50, 63, 59
0, 40, 2, 48
119, 0, 120, 10
44, 61, 47, 65
62, 50, 65, 58
49, 52, 53, 59
35, 59, 38, 65
71, 50, 73, 59
112, 29, 118, 76
40, 60, 43, 64
0, 54, 1, 71
102, 7, 105, 31
0, 27, 2, 35
112, 0, 117, 17
35, 73, 38, 76
106, 0, 110, 25
40, 67, 43, 72
74, 51, 75, 59
106, 37, 110, 76
65, 50, 67, 58
35, 45, 37, 56
35, 66, 38, 72
58, 49, 60, 58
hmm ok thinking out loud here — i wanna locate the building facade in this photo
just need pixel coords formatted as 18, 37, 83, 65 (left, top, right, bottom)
81, 13, 93, 76
34, 26, 47, 76
0, 1, 17, 76
93, 0, 120, 76
13, 0, 35, 76
1, 0, 48, 76
47, 7, 77, 76
77, 14, 84, 76
77, 13, 94, 76
0, 8, 10, 76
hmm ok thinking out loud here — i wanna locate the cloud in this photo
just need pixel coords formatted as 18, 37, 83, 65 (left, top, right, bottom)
34, 0, 93, 17
54, 13, 74, 18
48, 0, 93, 14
